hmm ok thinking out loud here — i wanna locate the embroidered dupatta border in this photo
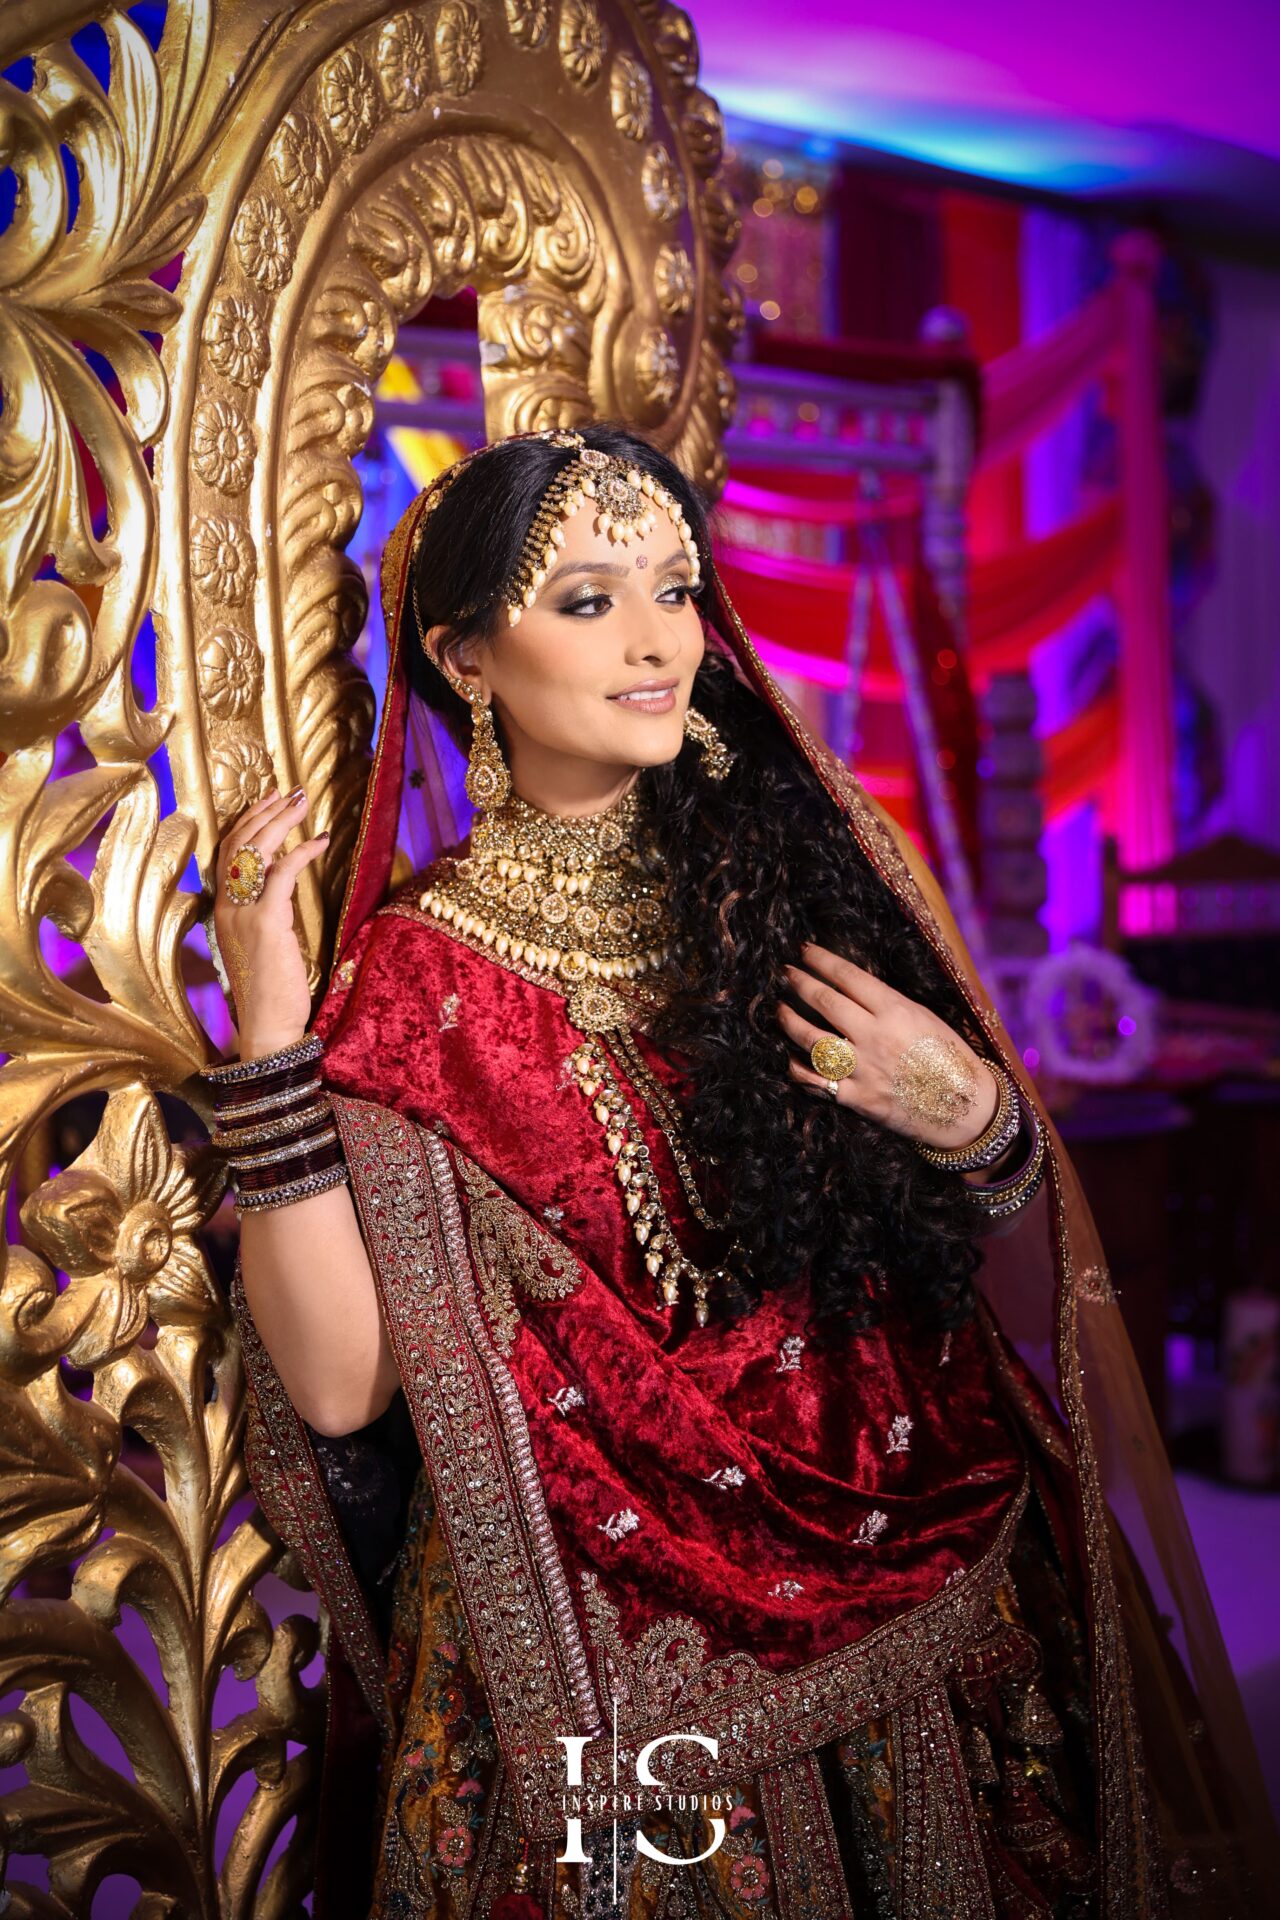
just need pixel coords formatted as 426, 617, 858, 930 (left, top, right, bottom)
335, 1089, 1032, 1844
232, 1266, 392, 1737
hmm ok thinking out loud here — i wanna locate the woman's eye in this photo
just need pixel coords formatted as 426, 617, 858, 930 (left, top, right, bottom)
560, 592, 613, 617
658, 582, 692, 605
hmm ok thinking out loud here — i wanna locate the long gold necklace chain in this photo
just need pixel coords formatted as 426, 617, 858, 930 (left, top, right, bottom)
566, 1032, 741, 1327
604, 1027, 729, 1232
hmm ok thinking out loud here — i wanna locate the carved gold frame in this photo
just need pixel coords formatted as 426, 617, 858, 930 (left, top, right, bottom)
0, 1, 736, 1906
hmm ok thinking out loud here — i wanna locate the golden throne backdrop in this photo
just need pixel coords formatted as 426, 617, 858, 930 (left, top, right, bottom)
0, 2, 738, 1907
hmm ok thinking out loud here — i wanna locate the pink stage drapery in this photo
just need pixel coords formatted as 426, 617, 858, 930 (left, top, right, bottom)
720, 233, 1174, 867
979, 282, 1120, 470
716, 501, 1121, 688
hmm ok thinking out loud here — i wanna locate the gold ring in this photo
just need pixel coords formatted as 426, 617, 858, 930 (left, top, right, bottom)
224, 842, 270, 905
810, 1034, 857, 1083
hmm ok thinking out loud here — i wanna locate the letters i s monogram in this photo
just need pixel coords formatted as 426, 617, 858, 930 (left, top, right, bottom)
555, 1710, 727, 1872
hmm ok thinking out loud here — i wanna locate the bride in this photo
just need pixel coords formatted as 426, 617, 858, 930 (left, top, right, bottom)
205, 423, 1272, 1917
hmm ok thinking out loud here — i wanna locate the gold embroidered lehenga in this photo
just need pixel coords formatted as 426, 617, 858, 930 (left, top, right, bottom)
230, 482, 1277, 1918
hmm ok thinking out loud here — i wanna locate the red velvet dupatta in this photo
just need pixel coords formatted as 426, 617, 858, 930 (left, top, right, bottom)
231, 478, 1277, 1917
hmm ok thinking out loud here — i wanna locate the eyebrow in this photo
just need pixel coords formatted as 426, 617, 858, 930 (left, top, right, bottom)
543, 547, 690, 590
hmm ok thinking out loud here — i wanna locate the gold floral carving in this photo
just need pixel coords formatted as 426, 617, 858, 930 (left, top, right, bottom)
203, 293, 270, 386
682, 87, 725, 176
641, 141, 686, 222
653, 4, 700, 88
198, 627, 265, 719
271, 109, 333, 213
435, 0, 486, 93
655, 242, 694, 316
611, 50, 654, 139
322, 46, 381, 150
212, 737, 277, 815
191, 397, 256, 495
505, 0, 551, 49
191, 513, 257, 605
0, 0, 737, 1903
377, 11, 434, 109
560, 0, 608, 87
704, 173, 743, 261
635, 325, 681, 406
232, 192, 297, 290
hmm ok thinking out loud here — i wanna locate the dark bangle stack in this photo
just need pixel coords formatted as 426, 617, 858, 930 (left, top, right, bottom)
203, 1035, 349, 1213
912, 1061, 1045, 1224
961, 1098, 1045, 1222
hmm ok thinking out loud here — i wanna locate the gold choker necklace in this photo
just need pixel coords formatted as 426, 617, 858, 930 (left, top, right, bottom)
418, 786, 673, 1029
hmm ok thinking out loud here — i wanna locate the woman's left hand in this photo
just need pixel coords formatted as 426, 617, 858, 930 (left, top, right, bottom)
777, 940, 999, 1154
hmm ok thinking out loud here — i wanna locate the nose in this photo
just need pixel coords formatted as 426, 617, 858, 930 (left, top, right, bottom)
622, 589, 683, 667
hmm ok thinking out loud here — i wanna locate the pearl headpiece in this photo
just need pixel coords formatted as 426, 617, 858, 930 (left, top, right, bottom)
408, 428, 704, 657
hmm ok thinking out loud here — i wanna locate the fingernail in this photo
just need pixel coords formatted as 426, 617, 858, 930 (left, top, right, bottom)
290, 787, 305, 801
320, 831, 330, 842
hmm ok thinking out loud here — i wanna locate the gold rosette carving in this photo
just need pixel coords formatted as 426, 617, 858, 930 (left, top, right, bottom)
0, 0, 737, 1903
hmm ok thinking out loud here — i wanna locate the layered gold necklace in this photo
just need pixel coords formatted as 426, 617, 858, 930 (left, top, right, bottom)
416, 786, 741, 1323
417, 785, 672, 1032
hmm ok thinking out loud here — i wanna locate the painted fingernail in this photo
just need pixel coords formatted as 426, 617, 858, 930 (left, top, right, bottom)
319, 831, 330, 842
290, 787, 305, 801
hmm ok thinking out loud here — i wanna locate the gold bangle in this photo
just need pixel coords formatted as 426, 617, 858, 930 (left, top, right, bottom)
208, 1077, 323, 1124
913, 1062, 1018, 1172
228, 1126, 339, 1172
212, 1098, 333, 1151
233, 1162, 350, 1212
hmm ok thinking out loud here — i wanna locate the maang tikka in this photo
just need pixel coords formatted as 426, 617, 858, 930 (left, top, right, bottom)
408, 427, 730, 789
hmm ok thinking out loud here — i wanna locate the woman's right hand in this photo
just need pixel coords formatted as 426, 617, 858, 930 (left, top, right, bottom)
212, 788, 329, 1060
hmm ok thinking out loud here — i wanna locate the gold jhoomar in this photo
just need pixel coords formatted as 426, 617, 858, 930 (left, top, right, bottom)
0, 2, 737, 1907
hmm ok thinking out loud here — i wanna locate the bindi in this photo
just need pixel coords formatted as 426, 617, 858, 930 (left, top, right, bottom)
634, 554, 649, 569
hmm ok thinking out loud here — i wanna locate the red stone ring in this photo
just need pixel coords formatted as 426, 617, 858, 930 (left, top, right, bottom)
224, 842, 270, 905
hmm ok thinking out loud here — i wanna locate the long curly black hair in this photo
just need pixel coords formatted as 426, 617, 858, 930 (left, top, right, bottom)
406, 423, 983, 1337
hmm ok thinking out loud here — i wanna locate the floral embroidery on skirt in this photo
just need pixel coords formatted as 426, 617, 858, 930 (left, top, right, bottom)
370, 1476, 1098, 1918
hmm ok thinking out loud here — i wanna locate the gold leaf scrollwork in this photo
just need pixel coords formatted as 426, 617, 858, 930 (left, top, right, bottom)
21, 1091, 224, 1368
1, 0, 736, 1902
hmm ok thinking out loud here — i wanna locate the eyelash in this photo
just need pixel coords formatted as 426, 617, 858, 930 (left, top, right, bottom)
559, 582, 692, 618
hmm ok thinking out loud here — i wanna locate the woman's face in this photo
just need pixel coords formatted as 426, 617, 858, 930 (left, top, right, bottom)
441, 494, 706, 813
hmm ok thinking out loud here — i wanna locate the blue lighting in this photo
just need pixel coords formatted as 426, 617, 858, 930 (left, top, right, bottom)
717, 83, 1158, 191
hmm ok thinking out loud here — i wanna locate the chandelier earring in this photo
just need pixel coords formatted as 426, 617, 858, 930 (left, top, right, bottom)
683, 705, 734, 782
464, 695, 512, 809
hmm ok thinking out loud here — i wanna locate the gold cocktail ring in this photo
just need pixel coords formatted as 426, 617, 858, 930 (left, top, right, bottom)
810, 1034, 857, 1085
224, 842, 270, 905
